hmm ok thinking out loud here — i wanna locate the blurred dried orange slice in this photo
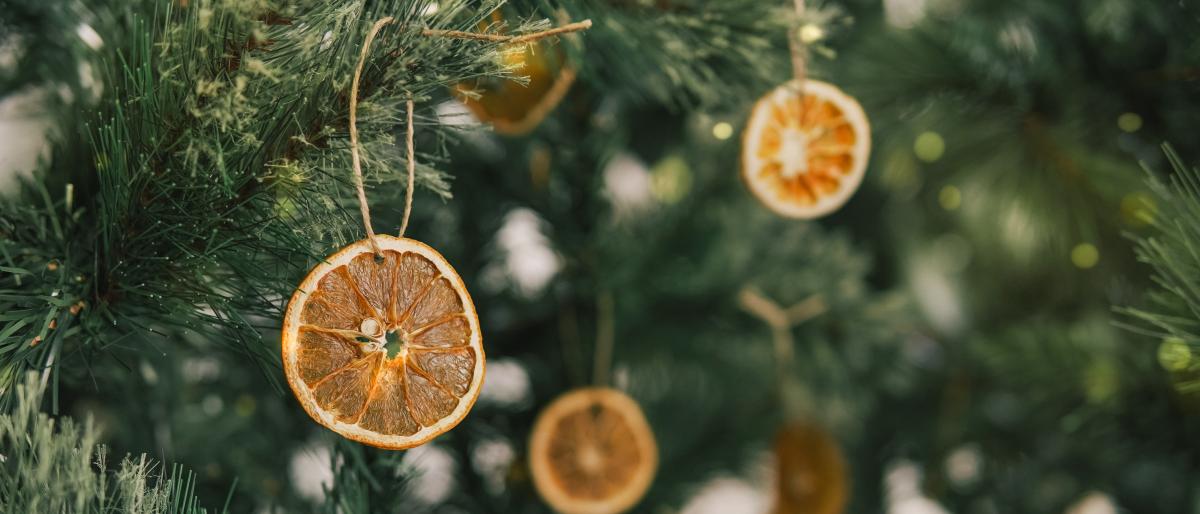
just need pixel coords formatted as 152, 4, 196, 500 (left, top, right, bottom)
453, 17, 576, 136
529, 388, 657, 514
282, 235, 484, 449
773, 422, 848, 514
742, 80, 870, 219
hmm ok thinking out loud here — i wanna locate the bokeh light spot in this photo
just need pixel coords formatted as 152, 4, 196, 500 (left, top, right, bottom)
938, 185, 961, 211
914, 131, 945, 162
651, 155, 692, 204
712, 122, 733, 140
1117, 112, 1143, 133
1158, 337, 1192, 372
798, 23, 826, 44
1071, 243, 1099, 269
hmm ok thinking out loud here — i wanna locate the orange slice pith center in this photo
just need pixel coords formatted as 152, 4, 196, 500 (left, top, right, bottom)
546, 404, 645, 500
296, 249, 477, 437
756, 93, 857, 206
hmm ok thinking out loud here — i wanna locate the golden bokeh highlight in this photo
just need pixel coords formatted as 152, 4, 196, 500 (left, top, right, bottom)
939, 185, 961, 211
712, 122, 734, 140
1071, 243, 1099, 269
914, 131, 945, 163
1117, 112, 1143, 133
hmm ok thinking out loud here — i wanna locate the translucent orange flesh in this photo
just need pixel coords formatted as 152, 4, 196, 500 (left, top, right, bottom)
545, 404, 644, 500
296, 250, 476, 436
754, 94, 857, 206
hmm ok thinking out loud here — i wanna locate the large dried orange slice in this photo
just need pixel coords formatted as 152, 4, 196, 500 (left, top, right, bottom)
742, 80, 871, 219
773, 422, 848, 514
282, 235, 484, 449
529, 388, 657, 514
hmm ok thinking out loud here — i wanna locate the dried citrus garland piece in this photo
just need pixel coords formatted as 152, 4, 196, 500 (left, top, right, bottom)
530, 388, 657, 514
773, 422, 848, 514
282, 235, 484, 449
742, 80, 871, 219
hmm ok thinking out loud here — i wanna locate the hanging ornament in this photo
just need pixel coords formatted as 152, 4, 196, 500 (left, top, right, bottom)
281, 14, 591, 449
529, 387, 658, 514
773, 421, 849, 514
281, 17, 489, 449
281, 235, 484, 449
454, 13, 578, 136
741, 0, 870, 219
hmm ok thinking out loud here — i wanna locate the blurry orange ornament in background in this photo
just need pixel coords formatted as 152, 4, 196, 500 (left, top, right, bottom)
454, 30, 576, 136
773, 422, 849, 514
281, 235, 484, 449
742, 80, 870, 219
529, 388, 657, 514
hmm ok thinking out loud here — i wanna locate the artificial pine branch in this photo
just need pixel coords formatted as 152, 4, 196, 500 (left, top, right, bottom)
1121, 145, 1200, 383
0, 0, 556, 404
0, 372, 228, 513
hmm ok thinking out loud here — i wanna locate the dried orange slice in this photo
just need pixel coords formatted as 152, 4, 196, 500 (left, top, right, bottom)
281, 235, 484, 449
453, 17, 576, 136
742, 80, 871, 219
773, 422, 848, 514
529, 388, 657, 514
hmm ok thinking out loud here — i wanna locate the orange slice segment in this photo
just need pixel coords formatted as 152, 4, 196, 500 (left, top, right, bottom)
742, 80, 871, 219
282, 235, 484, 449
529, 388, 657, 514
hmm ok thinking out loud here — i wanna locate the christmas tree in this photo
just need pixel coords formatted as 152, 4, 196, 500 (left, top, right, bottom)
0, 0, 1198, 512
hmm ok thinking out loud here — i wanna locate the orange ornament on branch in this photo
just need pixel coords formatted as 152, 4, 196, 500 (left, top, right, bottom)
529, 388, 657, 514
281, 235, 484, 449
772, 421, 849, 514
742, 80, 870, 219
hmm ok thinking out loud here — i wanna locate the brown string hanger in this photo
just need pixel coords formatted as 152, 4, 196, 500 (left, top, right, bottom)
347, 14, 592, 255
738, 286, 826, 418
789, 0, 808, 84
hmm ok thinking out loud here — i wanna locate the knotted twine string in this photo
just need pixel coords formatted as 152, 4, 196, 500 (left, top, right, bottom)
738, 286, 826, 418
348, 15, 593, 254
788, 0, 808, 84
349, 16, 395, 255
593, 291, 615, 388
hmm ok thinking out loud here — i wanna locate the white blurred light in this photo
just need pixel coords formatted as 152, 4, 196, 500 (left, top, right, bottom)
945, 444, 981, 488
603, 152, 654, 218
909, 256, 966, 336
435, 99, 477, 127
999, 20, 1038, 59
491, 208, 560, 297
76, 24, 104, 50
289, 441, 334, 503
884, 0, 927, 29
679, 476, 769, 514
403, 444, 457, 505
471, 438, 516, 494
201, 394, 223, 416
1065, 492, 1117, 514
0, 88, 53, 192
182, 356, 222, 382
422, 2, 440, 16
886, 460, 950, 514
479, 358, 531, 407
